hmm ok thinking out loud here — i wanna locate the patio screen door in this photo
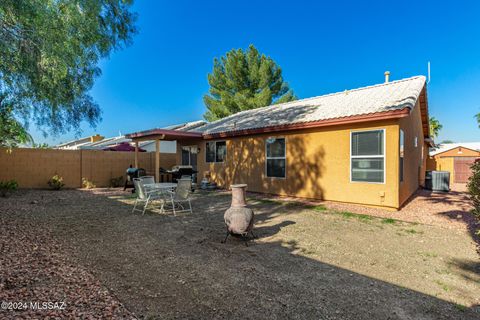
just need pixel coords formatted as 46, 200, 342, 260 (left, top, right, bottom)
181, 146, 198, 170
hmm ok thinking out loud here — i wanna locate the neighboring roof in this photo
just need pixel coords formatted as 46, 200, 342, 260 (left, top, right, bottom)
126, 121, 207, 141
79, 135, 127, 149
192, 76, 426, 137
74, 135, 175, 150
430, 142, 480, 156
56, 136, 95, 149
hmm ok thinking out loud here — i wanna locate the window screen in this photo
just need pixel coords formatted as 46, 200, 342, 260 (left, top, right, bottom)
266, 138, 286, 178
400, 130, 404, 182
206, 141, 226, 163
351, 130, 384, 183
215, 141, 226, 162
205, 142, 216, 163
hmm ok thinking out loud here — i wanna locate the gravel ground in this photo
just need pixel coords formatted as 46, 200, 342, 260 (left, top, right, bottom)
0, 194, 135, 319
1, 188, 479, 319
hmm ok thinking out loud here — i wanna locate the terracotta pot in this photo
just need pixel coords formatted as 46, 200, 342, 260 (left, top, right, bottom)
224, 184, 254, 235
230, 184, 247, 207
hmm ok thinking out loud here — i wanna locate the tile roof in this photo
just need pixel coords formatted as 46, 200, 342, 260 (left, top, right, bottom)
193, 76, 426, 135
163, 120, 207, 131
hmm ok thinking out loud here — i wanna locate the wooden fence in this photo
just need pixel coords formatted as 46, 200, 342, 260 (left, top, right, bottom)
0, 148, 177, 188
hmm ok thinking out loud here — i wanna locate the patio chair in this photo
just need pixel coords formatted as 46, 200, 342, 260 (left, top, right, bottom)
180, 175, 196, 192
164, 178, 193, 215
140, 175, 155, 185
132, 178, 165, 215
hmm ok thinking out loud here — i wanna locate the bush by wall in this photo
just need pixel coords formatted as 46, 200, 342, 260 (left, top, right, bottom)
0, 180, 18, 197
467, 159, 480, 217
48, 174, 65, 190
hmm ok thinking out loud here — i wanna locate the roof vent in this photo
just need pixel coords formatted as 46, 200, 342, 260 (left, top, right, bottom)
384, 71, 390, 83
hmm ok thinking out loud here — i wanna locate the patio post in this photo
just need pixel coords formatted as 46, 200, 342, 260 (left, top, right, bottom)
155, 139, 160, 182
134, 141, 139, 168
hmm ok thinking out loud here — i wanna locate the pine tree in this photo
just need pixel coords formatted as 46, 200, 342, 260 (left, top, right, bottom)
203, 45, 296, 121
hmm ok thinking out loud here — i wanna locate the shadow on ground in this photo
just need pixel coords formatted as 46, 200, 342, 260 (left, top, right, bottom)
415, 188, 480, 254
3, 188, 479, 320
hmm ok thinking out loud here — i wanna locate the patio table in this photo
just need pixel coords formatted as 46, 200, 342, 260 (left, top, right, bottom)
143, 182, 177, 191
143, 182, 177, 213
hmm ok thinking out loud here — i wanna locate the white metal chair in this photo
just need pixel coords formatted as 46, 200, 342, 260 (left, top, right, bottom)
180, 175, 197, 192
132, 177, 165, 215
164, 178, 193, 215
140, 175, 155, 185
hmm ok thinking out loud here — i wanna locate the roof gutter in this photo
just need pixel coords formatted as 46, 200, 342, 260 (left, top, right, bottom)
203, 108, 411, 140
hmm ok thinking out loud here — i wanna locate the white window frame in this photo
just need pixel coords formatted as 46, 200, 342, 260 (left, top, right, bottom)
205, 141, 226, 163
400, 129, 405, 183
265, 137, 286, 179
350, 129, 386, 184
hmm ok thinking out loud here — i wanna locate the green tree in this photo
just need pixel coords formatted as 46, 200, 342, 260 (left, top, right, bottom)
0, 0, 137, 135
32, 142, 50, 149
429, 117, 443, 139
0, 94, 33, 148
467, 160, 480, 217
203, 45, 296, 121
475, 112, 480, 128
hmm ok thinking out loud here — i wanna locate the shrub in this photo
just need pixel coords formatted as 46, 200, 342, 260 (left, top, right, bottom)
467, 160, 480, 217
0, 180, 18, 197
82, 178, 96, 189
48, 174, 65, 190
109, 176, 124, 188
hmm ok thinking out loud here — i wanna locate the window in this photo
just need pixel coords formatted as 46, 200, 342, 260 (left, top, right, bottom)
400, 130, 404, 182
182, 147, 190, 165
266, 137, 286, 178
216, 141, 226, 162
206, 142, 215, 162
205, 141, 226, 163
182, 146, 198, 169
351, 130, 385, 183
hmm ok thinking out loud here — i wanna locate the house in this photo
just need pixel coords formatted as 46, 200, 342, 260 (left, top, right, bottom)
54, 121, 208, 153
55, 134, 176, 153
55, 134, 105, 149
428, 142, 480, 184
127, 74, 431, 210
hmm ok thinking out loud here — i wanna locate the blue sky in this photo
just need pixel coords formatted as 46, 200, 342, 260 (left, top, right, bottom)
34, 0, 480, 144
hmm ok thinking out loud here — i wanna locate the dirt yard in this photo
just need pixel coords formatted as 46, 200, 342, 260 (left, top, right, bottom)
1, 188, 479, 319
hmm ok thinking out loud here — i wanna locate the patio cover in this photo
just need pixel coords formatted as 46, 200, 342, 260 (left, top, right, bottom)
125, 129, 203, 182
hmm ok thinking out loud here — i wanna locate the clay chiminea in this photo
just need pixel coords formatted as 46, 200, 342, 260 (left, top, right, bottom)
222, 184, 255, 245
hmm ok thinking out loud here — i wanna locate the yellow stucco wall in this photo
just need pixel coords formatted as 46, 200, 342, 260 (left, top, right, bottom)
427, 157, 454, 186
180, 119, 403, 209
398, 100, 426, 206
